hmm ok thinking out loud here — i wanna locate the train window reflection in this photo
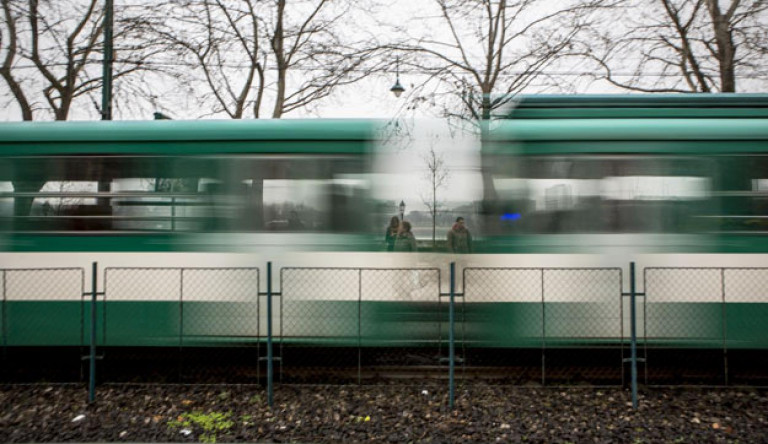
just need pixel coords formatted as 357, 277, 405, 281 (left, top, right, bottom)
111, 178, 204, 232
753, 179, 768, 192
602, 176, 708, 201
28, 181, 100, 230
262, 179, 327, 231
488, 156, 713, 234
0, 154, 370, 233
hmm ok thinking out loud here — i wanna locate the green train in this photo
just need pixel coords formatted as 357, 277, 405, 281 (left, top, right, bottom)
476, 94, 768, 354
1, 95, 768, 368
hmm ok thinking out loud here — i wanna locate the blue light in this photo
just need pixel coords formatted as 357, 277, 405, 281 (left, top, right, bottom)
500, 212, 521, 221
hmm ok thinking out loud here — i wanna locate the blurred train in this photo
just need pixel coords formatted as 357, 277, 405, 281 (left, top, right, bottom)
2, 94, 768, 368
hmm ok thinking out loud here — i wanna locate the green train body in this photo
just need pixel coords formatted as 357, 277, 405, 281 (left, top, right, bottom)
2, 96, 768, 358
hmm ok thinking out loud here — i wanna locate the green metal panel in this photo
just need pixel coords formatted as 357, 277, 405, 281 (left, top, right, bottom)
717, 235, 768, 253
0, 232, 380, 252
645, 302, 724, 349
725, 303, 768, 349
509, 93, 768, 107
0, 119, 378, 156
0, 140, 374, 156
0, 296, 731, 352
0, 119, 378, 143
5, 301, 83, 346
484, 140, 768, 156
499, 93, 768, 118
182, 301, 259, 339
104, 301, 179, 346
486, 119, 768, 145
3, 299, 767, 349
361, 301, 443, 346
463, 302, 543, 348
505, 108, 768, 119
1, 234, 181, 252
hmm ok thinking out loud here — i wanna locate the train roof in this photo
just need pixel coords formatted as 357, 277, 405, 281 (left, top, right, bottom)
0, 119, 379, 155
485, 117, 768, 155
497, 94, 768, 119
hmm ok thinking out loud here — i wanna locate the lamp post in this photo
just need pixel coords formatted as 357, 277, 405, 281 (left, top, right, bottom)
101, 0, 113, 121
399, 200, 406, 221
390, 57, 405, 98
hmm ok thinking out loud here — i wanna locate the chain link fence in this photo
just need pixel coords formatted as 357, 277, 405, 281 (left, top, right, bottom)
1, 268, 85, 382
3, 263, 768, 398
644, 267, 768, 385
102, 267, 260, 383
279, 267, 442, 383
462, 267, 624, 385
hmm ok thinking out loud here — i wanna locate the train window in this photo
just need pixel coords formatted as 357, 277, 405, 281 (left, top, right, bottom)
111, 177, 203, 232
487, 155, 713, 234
602, 176, 708, 201
262, 179, 328, 231
0, 154, 369, 233
30, 181, 99, 230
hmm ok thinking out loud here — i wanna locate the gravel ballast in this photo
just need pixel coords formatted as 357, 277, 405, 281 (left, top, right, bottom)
2, 383, 767, 443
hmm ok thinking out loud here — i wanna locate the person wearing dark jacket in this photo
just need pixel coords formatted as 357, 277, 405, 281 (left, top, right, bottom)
447, 217, 472, 253
384, 216, 400, 251
394, 220, 417, 252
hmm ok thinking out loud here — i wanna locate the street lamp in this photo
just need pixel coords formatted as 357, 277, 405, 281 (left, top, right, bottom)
399, 200, 406, 221
390, 57, 405, 98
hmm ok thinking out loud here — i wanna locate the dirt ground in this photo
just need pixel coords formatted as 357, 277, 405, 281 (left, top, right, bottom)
2, 383, 767, 443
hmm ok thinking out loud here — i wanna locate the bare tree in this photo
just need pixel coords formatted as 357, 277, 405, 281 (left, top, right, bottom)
152, 0, 267, 119
268, 0, 384, 118
420, 142, 449, 249
591, 0, 768, 92
154, 0, 385, 119
389, 0, 608, 122
0, 0, 161, 120
1, 0, 33, 120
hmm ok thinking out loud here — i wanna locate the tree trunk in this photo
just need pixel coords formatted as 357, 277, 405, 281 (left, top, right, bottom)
432, 178, 437, 248
271, 0, 286, 118
707, 0, 737, 92
272, 68, 286, 118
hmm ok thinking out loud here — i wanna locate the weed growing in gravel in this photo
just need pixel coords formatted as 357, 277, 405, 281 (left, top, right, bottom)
168, 411, 234, 443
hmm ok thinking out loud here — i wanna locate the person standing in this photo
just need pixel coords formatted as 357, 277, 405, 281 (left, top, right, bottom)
385, 216, 400, 251
447, 217, 472, 253
394, 220, 417, 252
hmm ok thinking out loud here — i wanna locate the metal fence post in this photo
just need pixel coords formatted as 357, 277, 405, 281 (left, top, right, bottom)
721, 268, 729, 385
2, 270, 6, 375
541, 269, 546, 385
179, 269, 184, 382
358, 269, 362, 385
267, 261, 274, 408
89, 262, 97, 404
630, 262, 638, 410
449, 262, 455, 410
